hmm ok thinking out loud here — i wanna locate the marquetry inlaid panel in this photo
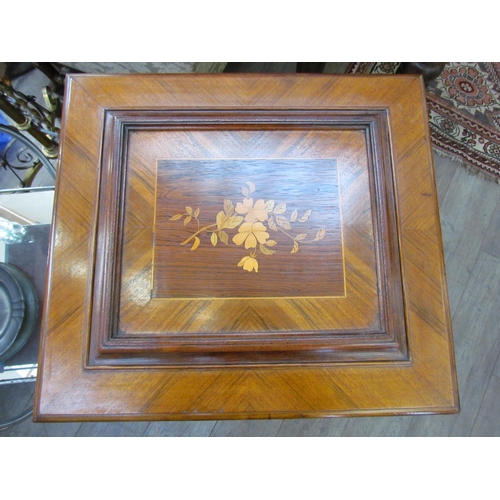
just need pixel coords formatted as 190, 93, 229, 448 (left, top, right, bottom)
35, 74, 459, 421
116, 127, 379, 341
153, 158, 343, 299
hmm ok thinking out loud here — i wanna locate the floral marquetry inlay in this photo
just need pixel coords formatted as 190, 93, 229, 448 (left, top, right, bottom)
153, 158, 343, 299
169, 181, 326, 273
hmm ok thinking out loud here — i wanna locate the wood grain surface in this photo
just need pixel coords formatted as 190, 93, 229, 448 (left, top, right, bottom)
88, 110, 405, 366
153, 158, 343, 299
34, 74, 459, 420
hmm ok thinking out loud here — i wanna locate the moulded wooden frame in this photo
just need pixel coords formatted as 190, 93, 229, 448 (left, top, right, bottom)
89, 108, 406, 367
35, 74, 459, 420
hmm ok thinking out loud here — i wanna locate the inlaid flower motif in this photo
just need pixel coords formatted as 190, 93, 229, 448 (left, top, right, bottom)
232, 221, 270, 249
170, 181, 327, 273
235, 198, 269, 222
238, 255, 259, 272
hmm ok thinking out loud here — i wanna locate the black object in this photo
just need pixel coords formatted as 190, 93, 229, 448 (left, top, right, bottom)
0, 263, 38, 362
0, 263, 25, 355
399, 62, 447, 87
296, 62, 326, 73
4, 224, 49, 366
4, 63, 35, 79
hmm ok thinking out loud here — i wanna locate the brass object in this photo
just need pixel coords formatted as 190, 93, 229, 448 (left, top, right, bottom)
15, 116, 31, 131
42, 144, 59, 158
42, 86, 58, 113
0, 123, 56, 190
0, 78, 59, 157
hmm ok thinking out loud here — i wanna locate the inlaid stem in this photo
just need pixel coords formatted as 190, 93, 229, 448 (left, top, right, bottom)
180, 223, 218, 245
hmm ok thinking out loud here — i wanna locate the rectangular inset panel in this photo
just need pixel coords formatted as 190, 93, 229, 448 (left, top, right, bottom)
153, 159, 343, 299
90, 113, 407, 366
116, 128, 383, 339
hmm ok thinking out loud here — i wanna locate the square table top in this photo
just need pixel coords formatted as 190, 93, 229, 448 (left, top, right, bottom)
35, 74, 459, 420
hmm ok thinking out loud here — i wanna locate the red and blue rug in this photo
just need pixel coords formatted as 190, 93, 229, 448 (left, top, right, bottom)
349, 63, 500, 183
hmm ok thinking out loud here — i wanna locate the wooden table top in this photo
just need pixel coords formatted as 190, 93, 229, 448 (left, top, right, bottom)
34, 74, 459, 420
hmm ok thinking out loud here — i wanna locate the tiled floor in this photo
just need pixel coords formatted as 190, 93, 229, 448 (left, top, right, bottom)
1, 65, 499, 436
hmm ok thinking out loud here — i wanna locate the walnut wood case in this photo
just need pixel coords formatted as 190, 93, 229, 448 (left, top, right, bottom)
34, 74, 459, 420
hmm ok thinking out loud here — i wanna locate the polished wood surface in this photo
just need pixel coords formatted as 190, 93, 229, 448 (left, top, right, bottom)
153, 158, 343, 299
34, 74, 459, 420
90, 110, 402, 366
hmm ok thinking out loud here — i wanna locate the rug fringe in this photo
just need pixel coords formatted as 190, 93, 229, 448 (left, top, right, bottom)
432, 147, 500, 185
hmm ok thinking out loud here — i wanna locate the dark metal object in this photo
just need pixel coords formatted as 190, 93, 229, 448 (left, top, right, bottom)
0, 123, 56, 189
0, 78, 59, 158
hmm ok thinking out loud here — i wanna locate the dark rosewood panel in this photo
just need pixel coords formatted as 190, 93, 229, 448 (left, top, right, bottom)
154, 158, 343, 299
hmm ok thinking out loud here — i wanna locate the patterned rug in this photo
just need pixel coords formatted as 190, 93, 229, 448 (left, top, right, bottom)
348, 63, 500, 183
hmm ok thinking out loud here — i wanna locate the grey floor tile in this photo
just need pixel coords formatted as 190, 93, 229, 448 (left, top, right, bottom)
210, 419, 283, 437
144, 420, 217, 437
470, 375, 500, 436
76, 421, 150, 437
342, 416, 413, 437
277, 418, 347, 437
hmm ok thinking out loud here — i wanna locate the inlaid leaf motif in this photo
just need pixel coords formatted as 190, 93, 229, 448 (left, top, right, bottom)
291, 241, 299, 254
211, 232, 218, 246
276, 216, 292, 230
219, 230, 229, 245
216, 211, 227, 230
259, 243, 276, 255
246, 181, 256, 194
169, 214, 183, 221
295, 233, 307, 241
186, 207, 193, 215
290, 210, 298, 222
242, 186, 250, 197
191, 236, 200, 251
299, 210, 312, 222
268, 217, 278, 231
266, 240, 277, 247
184, 216, 192, 226
273, 203, 286, 215
313, 229, 326, 241
224, 199, 234, 217
265, 200, 275, 213
194, 208, 200, 218
225, 215, 244, 229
